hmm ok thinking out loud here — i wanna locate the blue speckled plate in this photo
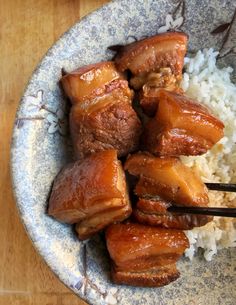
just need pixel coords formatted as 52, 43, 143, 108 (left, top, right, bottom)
11, 1, 236, 304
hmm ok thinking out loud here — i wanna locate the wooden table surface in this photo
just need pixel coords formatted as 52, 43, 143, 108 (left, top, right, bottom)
0, 1, 109, 304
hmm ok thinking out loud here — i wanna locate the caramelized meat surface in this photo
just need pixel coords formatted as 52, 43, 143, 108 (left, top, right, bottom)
142, 89, 224, 155
115, 32, 188, 90
76, 204, 131, 240
70, 84, 141, 159
125, 153, 209, 207
136, 197, 171, 214
61, 62, 142, 159
106, 223, 189, 270
48, 150, 131, 239
61, 61, 124, 104
139, 68, 184, 116
131, 67, 182, 92
111, 264, 180, 287
134, 198, 213, 230
106, 223, 189, 287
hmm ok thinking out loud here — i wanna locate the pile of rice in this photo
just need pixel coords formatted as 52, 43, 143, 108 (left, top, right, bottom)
180, 48, 236, 261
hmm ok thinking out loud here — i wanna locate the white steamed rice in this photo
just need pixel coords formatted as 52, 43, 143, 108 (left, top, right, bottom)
180, 48, 236, 261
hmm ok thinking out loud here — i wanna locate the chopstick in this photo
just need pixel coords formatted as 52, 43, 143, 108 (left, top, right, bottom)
168, 206, 236, 217
166, 183, 236, 217
205, 183, 236, 192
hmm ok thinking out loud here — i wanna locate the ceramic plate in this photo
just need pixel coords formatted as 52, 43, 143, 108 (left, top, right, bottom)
11, 0, 236, 304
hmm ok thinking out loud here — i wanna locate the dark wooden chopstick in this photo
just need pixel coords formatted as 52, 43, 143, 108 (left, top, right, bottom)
205, 183, 236, 192
168, 206, 236, 217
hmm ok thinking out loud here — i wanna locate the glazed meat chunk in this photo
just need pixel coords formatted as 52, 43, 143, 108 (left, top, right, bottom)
61, 61, 142, 159
125, 153, 209, 207
48, 150, 131, 240
114, 32, 188, 90
142, 89, 224, 156
134, 198, 212, 230
106, 223, 189, 287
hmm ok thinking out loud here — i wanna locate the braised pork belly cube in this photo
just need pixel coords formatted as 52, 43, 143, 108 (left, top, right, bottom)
142, 89, 224, 156
134, 198, 212, 230
70, 81, 142, 159
48, 150, 131, 240
114, 32, 188, 75
61, 61, 142, 159
106, 223, 189, 287
114, 32, 188, 90
125, 153, 209, 207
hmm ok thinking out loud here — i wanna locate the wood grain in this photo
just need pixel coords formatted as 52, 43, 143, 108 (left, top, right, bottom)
0, 1, 109, 304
